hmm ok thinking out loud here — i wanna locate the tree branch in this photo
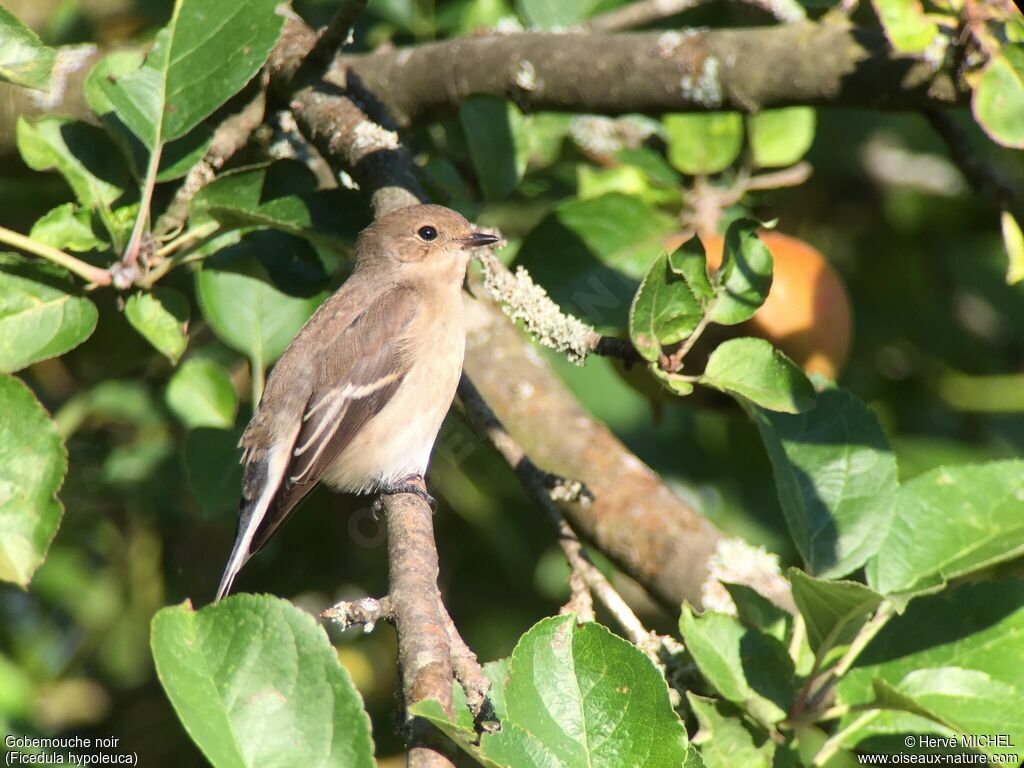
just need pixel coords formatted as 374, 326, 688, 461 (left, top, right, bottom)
384, 483, 458, 768
327, 21, 964, 128
923, 108, 1024, 225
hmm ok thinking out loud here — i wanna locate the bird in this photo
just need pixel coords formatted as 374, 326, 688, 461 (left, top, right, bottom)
215, 204, 499, 600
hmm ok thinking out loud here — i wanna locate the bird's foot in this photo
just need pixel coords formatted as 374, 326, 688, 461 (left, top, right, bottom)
377, 475, 436, 512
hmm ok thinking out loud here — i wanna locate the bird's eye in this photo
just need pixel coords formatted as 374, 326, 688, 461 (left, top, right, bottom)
417, 225, 438, 241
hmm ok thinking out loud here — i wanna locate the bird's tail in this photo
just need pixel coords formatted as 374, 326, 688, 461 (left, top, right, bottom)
214, 528, 249, 606
214, 456, 278, 601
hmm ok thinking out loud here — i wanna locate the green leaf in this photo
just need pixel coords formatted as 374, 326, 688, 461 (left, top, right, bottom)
29, 204, 107, 253
866, 461, 1024, 597
701, 337, 815, 413
0, 5, 55, 90
615, 148, 682, 188
629, 253, 703, 362
152, 595, 375, 768
166, 358, 238, 430
788, 569, 883, 658
195, 231, 329, 370
707, 219, 774, 326
868, 669, 1019, 758
0, 374, 66, 586
515, 0, 604, 28
460, 95, 526, 201
971, 48, 1024, 149
722, 583, 793, 644
747, 108, 816, 169
748, 388, 898, 578
1001, 210, 1024, 284
871, 0, 941, 53
194, 161, 366, 250
85, 50, 215, 182
664, 113, 744, 175
124, 288, 190, 364
184, 426, 244, 516
98, 0, 284, 149
0, 254, 98, 373
479, 615, 689, 767
16, 117, 129, 210
678, 605, 794, 726
687, 694, 774, 768
836, 582, 1024, 760
514, 193, 676, 330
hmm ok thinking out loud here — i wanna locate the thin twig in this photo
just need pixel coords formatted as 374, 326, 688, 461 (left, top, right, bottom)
457, 375, 659, 654
924, 108, 1024, 223
306, 0, 367, 67
0, 225, 112, 286
152, 94, 267, 241
435, 588, 492, 723
321, 595, 393, 631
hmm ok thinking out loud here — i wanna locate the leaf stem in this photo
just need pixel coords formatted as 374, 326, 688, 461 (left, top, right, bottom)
812, 710, 879, 767
250, 354, 265, 407
122, 144, 164, 271
665, 313, 712, 371
0, 225, 112, 286
137, 222, 221, 289
807, 601, 895, 711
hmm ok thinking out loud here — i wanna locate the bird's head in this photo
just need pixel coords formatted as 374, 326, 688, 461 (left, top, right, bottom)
356, 204, 499, 282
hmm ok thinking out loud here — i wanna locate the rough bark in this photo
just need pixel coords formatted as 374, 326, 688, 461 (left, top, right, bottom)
327, 21, 964, 128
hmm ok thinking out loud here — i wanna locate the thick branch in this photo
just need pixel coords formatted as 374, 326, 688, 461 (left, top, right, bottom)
328, 21, 964, 128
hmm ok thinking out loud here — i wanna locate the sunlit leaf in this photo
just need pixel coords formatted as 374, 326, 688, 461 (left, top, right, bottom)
701, 337, 815, 413
0, 254, 98, 373
867, 460, 1024, 597
0, 5, 55, 90
679, 605, 795, 726
972, 48, 1024, 149
166, 358, 238, 430
97, 0, 284, 149
748, 388, 898, 578
688, 694, 774, 768
152, 595, 375, 767
16, 117, 129, 210
836, 582, 1024, 761
29, 204, 107, 253
788, 569, 883, 657
629, 253, 703, 362
0, 374, 66, 587
747, 108, 816, 169
707, 219, 774, 326
664, 113, 743, 175
1001, 210, 1024, 284
479, 615, 689, 766
871, 0, 941, 53
125, 288, 190, 364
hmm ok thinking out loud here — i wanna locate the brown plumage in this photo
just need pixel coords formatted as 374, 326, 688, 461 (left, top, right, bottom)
216, 204, 498, 600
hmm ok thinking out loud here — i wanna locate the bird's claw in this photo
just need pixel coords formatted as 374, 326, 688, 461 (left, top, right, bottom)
378, 476, 437, 512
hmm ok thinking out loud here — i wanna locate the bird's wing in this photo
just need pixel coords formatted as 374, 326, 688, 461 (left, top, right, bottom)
215, 284, 417, 599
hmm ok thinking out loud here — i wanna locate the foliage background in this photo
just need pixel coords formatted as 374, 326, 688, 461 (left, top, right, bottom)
1, 0, 1023, 765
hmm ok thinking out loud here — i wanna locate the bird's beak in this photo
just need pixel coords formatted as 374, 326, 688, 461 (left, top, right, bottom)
458, 232, 500, 248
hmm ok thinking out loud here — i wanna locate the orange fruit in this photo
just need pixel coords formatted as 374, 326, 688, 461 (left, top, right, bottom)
666, 231, 852, 380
